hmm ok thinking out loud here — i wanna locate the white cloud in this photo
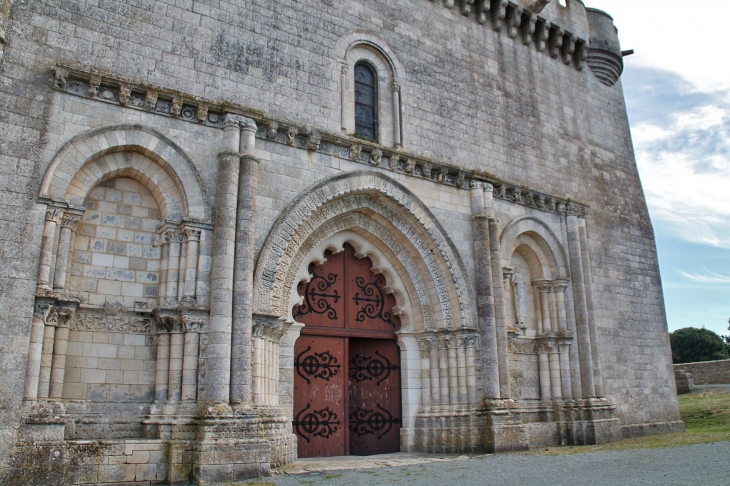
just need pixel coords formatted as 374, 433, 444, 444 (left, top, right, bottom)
680, 269, 730, 285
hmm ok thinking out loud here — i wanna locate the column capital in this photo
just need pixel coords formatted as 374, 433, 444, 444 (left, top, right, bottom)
389, 81, 401, 93
469, 180, 483, 190
239, 116, 257, 133
531, 278, 553, 293
550, 278, 570, 292
341, 63, 349, 74
45, 207, 64, 223
483, 182, 494, 193
60, 213, 82, 229
223, 113, 244, 128
502, 267, 514, 281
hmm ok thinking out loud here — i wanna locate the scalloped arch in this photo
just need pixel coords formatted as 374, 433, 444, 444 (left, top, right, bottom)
253, 171, 474, 331
40, 124, 211, 221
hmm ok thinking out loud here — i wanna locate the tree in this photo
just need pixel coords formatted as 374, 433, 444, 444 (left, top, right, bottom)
670, 327, 730, 364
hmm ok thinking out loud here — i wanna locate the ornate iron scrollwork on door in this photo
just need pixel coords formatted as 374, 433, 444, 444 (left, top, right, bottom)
294, 346, 341, 384
352, 275, 397, 327
349, 404, 401, 439
294, 269, 340, 319
293, 403, 341, 443
349, 351, 400, 385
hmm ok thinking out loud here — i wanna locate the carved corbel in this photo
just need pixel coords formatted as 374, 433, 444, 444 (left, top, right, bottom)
389, 153, 400, 171
528, 0, 550, 14
88, 73, 101, 98
370, 148, 382, 166
306, 128, 321, 151
171, 96, 183, 117
462, 0, 474, 16
144, 90, 158, 111
506, 5, 523, 39
510, 187, 522, 203
267, 121, 279, 139
522, 12, 537, 45
548, 27, 565, 59
350, 143, 362, 161
477, 0, 490, 24
196, 103, 209, 122
562, 33, 577, 65
491, 0, 508, 31
54, 66, 69, 90
456, 171, 465, 188
286, 126, 299, 145
119, 84, 131, 106
423, 162, 433, 179
404, 158, 415, 173
535, 19, 551, 52
444, 0, 454, 8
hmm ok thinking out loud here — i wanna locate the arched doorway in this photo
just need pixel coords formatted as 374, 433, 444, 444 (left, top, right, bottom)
292, 243, 402, 457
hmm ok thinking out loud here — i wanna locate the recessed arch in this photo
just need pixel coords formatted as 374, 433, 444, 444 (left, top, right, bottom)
500, 216, 569, 278
39, 124, 211, 222
253, 171, 474, 332
335, 31, 406, 81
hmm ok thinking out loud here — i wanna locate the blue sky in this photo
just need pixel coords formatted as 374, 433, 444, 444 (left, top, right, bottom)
587, 1, 730, 336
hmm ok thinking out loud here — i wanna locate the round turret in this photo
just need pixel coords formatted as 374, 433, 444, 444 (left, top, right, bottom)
585, 8, 623, 86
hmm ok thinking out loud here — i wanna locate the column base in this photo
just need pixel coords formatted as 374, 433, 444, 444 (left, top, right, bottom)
481, 399, 530, 453
192, 405, 295, 484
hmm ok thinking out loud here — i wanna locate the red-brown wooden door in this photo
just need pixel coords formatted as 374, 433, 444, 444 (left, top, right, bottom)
293, 244, 402, 458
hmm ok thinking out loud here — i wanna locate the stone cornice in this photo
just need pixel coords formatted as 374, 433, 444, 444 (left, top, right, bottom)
51, 64, 589, 216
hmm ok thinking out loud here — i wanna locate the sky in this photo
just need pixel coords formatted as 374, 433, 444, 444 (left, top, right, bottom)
585, 1, 730, 336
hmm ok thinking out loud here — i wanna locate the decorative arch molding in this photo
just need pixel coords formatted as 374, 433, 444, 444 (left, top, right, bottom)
39, 124, 211, 221
500, 216, 569, 278
290, 230, 418, 331
253, 171, 474, 331
335, 31, 405, 81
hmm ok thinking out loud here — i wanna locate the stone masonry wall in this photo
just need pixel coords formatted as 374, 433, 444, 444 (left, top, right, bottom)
0, 0, 680, 465
674, 360, 730, 386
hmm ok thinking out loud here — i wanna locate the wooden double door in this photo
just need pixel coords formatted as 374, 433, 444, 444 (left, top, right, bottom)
293, 244, 402, 457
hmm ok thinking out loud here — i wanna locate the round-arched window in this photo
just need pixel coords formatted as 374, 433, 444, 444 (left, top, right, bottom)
354, 62, 378, 141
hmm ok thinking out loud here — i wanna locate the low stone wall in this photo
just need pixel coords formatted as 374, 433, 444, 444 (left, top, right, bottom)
674, 359, 730, 385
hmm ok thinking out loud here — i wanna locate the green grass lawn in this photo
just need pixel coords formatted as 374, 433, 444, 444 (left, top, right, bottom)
532, 388, 730, 456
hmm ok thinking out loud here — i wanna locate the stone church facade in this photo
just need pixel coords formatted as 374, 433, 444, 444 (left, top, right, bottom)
0, 0, 682, 483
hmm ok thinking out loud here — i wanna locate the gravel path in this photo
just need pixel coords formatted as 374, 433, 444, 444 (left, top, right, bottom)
268, 441, 730, 486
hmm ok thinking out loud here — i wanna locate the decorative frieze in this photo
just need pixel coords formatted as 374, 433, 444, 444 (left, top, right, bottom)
51, 64, 590, 216
509, 340, 538, 355
70, 311, 154, 334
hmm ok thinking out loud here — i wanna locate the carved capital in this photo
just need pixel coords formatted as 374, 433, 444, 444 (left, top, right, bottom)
502, 267, 514, 281
45, 207, 64, 223
470, 180, 483, 190
341, 64, 349, 75
34, 300, 54, 322
164, 229, 186, 244
182, 314, 206, 333
551, 278, 570, 292
223, 113, 244, 128
483, 182, 494, 193
532, 278, 552, 293
240, 116, 257, 133
389, 82, 401, 93
61, 213, 81, 229
183, 227, 202, 241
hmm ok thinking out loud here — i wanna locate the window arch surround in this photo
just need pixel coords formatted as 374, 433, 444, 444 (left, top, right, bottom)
336, 32, 406, 149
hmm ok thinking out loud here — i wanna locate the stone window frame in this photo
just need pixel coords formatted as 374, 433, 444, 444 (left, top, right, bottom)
337, 33, 405, 149
353, 61, 380, 141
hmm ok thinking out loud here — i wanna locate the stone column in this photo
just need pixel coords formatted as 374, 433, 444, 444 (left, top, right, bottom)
340, 64, 348, 133
446, 337, 458, 403
428, 338, 440, 405
37, 207, 63, 289
553, 280, 573, 398
438, 339, 449, 404
158, 239, 170, 302
465, 335, 478, 404
183, 228, 201, 303
177, 238, 187, 301
37, 310, 57, 399
204, 113, 243, 405
154, 329, 171, 405
565, 205, 595, 397
537, 341, 552, 399
24, 299, 53, 400
485, 184, 510, 398
252, 333, 263, 406
166, 319, 185, 408
165, 229, 184, 303
578, 214, 605, 396
53, 212, 82, 290
49, 304, 76, 399
231, 117, 259, 405
418, 338, 431, 406
390, 82, 402, 148
471, 181, 500, 399
536, 282, 553, 332
182, 316, 204, 401
548, 343, 562, 398
456, 335, 468, 404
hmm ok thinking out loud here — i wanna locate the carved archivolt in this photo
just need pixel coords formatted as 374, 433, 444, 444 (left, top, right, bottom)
500, 216, 569, 278
254, 171, 474, 331
39, 124, 211, 221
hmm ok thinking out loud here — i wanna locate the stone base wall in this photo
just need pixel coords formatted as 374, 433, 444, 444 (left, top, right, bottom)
674, 369, 695, 395
674, 360, 730, 385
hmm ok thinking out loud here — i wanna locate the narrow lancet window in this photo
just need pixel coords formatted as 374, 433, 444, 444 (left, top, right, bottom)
354, 62, 378, 141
